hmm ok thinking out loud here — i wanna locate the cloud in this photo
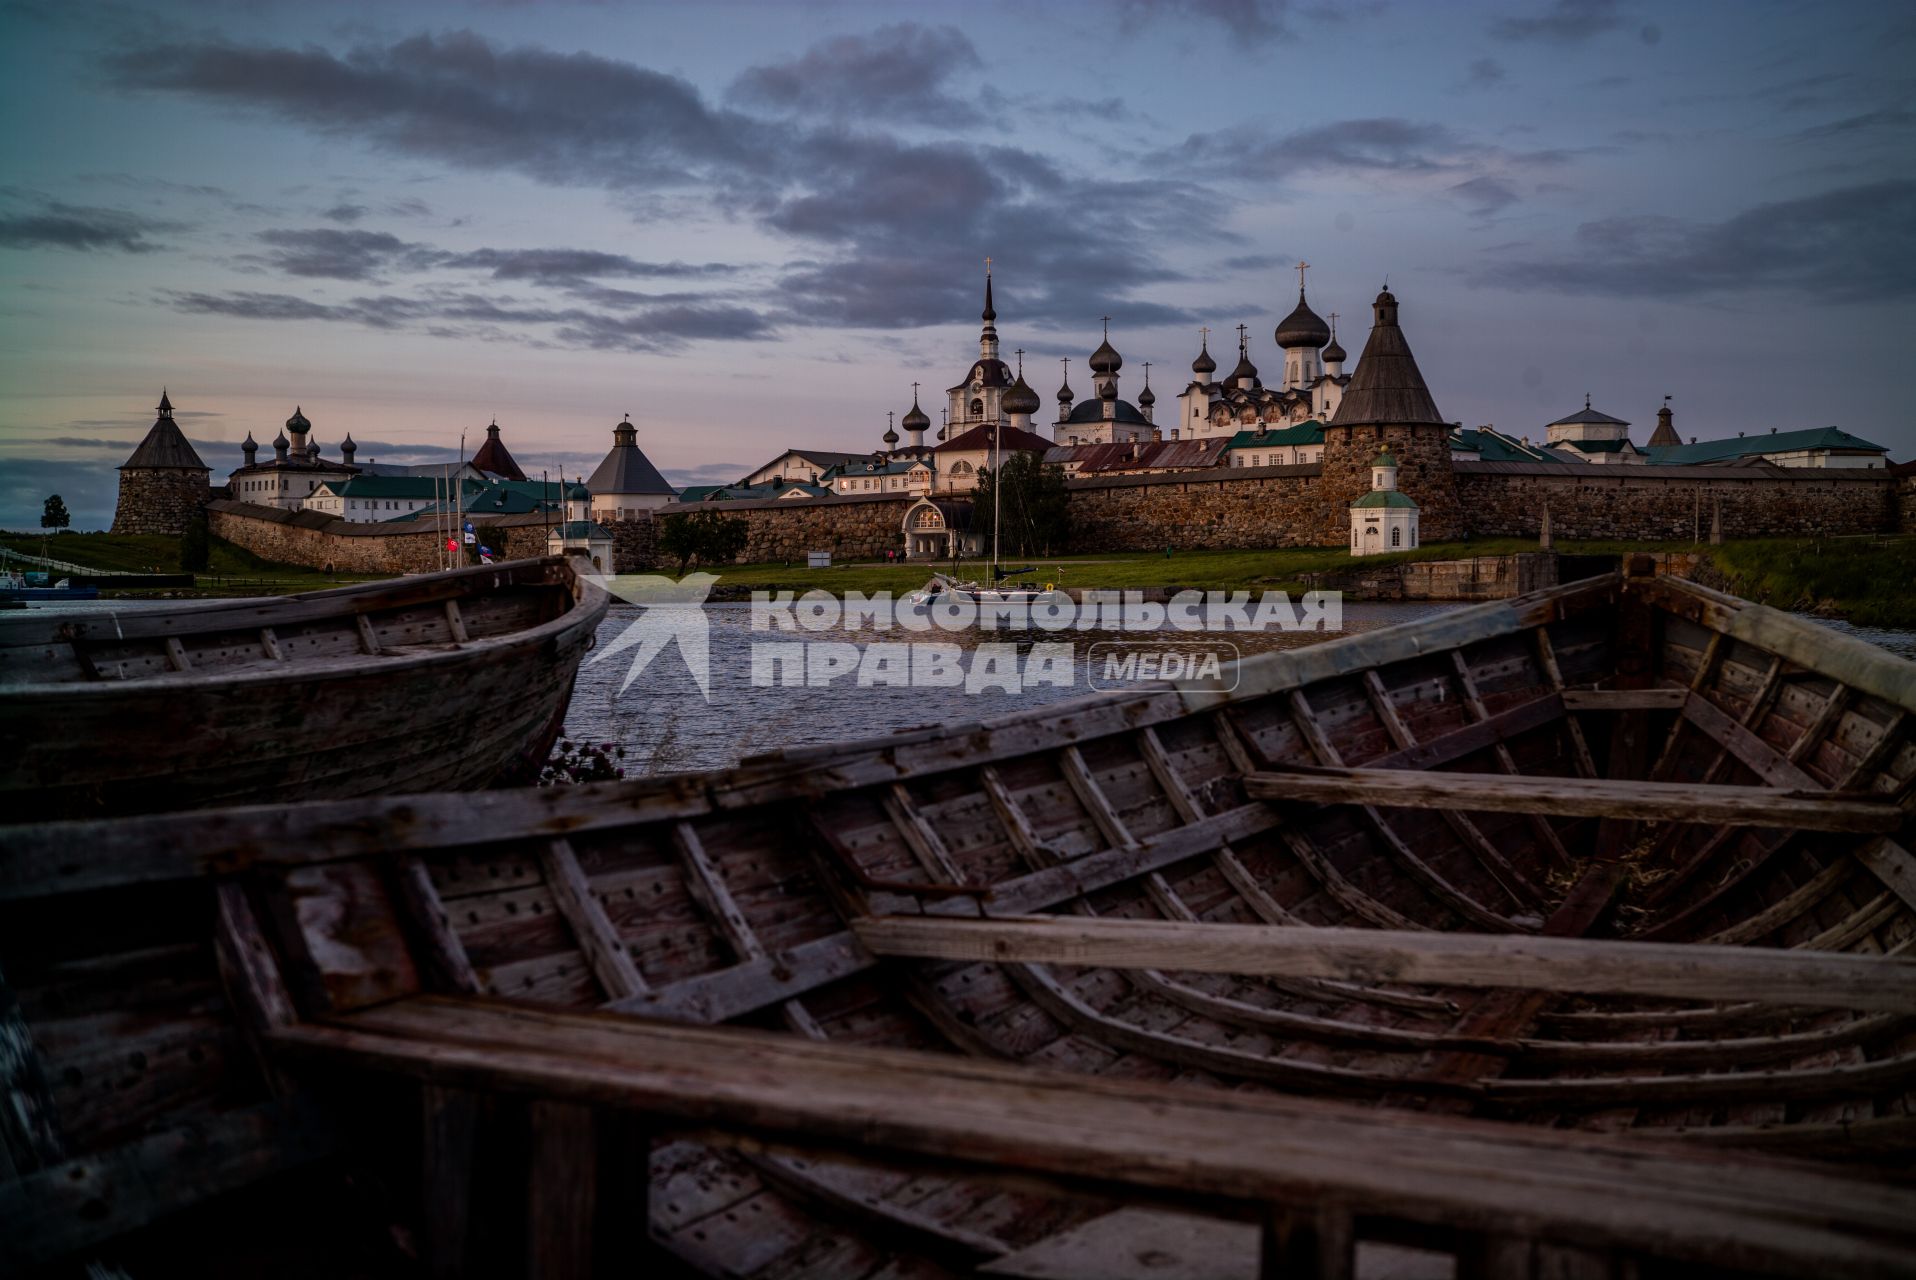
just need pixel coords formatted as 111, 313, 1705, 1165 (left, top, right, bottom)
1490, 0, 1624, 43
322, 202, 368, 223
444, 248, 742, 283
1791, 106, 1916, 142
1450, 175, 1521, 216
1463, 57, 1506, 89
110, 29, 1218, 331
161, 285, 776, 352
1156, 117, 1563, 186
0, 194, 182, 253
250, 227, 439, 280
1221, 253, 1290, 272
728, 24, 985, 127
0, 458, 120, 532
1116, 0, 1294, 45
1473, 180, 1916, 301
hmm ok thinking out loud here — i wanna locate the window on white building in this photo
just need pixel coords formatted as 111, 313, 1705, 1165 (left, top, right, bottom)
1392, 527, 1402, 547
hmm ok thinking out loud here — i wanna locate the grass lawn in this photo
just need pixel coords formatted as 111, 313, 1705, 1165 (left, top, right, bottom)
0, 530, 385, 596
1703, 536, 1916, 628
695, 538, 1703, 598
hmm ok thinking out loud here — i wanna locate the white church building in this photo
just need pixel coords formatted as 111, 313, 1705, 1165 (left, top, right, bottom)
1350, 449, 1419, 556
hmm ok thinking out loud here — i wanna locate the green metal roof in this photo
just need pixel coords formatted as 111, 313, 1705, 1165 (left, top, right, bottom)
1562, 438, 1637, 454
1372, 450, 1400, 467
1351, 489, 1420, 509
1224, 421, 1324, 450
549, 520, 608, 540
1643, 426, 1889, 466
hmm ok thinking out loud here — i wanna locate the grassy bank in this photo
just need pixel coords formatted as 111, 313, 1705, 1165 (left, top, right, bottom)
1700, 536, 1916, 628
695, 539, 1697, 599
0, 530, 383, 596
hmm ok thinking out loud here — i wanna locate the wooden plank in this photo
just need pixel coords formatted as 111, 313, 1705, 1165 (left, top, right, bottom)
851, 915, 1916, 1013
259, 626, 283, 660
670, 821, 765, 962
443, 599, 470, 643
0, 1097, 338, 1271
1560, 687, 1688, 711
272, 994, 1916, 1280
1788, 685, 1854, 764
1448, 650, 1576, 871
540, 837, 646, 1001
1683, 688, 1819, 789
356, 612, 382, 656
1261, 1206, 1354, 1280
390, 855, 482, 994
1532, 628, 1598, 778
422, 1083, 479, 1279
1646, 576, 1916, 716
0, 960, 65, 1174
526, 1098, 595, 1280
213, 880, 301, 1093
162, 636, 190, 671
1243, 768, 1901, 833
1858, 839, 1916, 913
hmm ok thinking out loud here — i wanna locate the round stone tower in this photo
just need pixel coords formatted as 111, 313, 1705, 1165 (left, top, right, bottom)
1318, 289, 1462, 543
111, 390, 212, 536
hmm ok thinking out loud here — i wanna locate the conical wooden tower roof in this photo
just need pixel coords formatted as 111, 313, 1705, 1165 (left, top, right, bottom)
119, 390, 209, 471
1329, 289, 1444, 427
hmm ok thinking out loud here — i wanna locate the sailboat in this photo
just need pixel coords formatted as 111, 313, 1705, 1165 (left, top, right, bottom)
909, 416, 1064, 608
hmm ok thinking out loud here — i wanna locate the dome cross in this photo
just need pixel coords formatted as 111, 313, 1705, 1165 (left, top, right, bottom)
1295, 260, 1310, 292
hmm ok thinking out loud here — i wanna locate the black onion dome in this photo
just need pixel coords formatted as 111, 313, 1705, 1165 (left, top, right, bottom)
1322, 334, 1347, 363
1228, 350, 1259, 384
1057, 376, 1074, 405
1089, 336, 1122, 374
1003, 375, 1042, 415
340, 432, 356, 449
902, 398, 931, 430
1192, 341, 1216, 376
242, 431, 258, 448
882, 425, 900, 445
273, 429, 289, 448
285, 406, 310, 431
1137, 384, 1156, 407
1274, 292, 1331, 349
1098, 377, 1118, 400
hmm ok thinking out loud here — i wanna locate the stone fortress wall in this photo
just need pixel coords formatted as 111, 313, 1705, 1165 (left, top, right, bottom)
203, 460, 1906, 576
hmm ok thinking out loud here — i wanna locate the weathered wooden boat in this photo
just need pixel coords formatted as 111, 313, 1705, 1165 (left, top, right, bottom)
0, 556, 608, 819
4, 559, 1915, 1278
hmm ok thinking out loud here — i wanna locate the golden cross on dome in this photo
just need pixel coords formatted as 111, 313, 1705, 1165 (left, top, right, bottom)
984, 256, 992, 274
1296, 260, 1310, 291
1200, 325, 1210, 345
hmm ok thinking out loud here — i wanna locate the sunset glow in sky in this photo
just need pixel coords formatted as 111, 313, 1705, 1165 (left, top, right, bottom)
2, 0, 1911, 527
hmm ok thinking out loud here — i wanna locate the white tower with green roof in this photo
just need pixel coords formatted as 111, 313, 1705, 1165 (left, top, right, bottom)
1349, 448, 1419, 556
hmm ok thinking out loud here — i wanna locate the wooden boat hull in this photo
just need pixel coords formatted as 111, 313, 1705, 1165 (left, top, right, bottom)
0, 557, 608, 818
3, 559, 1914, 1278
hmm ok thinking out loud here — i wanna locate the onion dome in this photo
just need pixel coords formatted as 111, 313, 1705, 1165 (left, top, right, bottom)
1192, 338, 1216, 377
901, 395, 930, 432
1275, 291, 1330, 349
882, 412, 900, 446
565, 481, 589, 500
1138, 383, 1156, 408
309, 437, 322, 456
1057, 370, 1075, 407
1089, 330, 1122, 374
340, 432, 355, 450
1322, 332, 1347, 365
272, 429, 289, 449
1003, 375, 1041, 415
285, 406, 310, 431
1228, 348, 1259, 385
242, 431, 257, 449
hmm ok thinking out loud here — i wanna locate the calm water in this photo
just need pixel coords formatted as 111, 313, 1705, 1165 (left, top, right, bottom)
19, 594, 1915, 777
560, 601, 1458, 775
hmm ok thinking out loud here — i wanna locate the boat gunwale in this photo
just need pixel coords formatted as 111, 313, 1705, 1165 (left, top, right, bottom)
0, 556, 608, 695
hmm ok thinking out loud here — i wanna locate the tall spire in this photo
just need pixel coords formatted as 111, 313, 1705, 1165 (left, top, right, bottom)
978, 258, 999, 360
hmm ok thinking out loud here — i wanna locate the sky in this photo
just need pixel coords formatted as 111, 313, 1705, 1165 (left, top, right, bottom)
2, 0, 1912, 530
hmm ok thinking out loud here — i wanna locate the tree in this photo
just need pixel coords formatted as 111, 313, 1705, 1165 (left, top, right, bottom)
971, 451, 1071, 561
658, 509, 749, 575
39, 493, 71, 559
178, 506, 210, 572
